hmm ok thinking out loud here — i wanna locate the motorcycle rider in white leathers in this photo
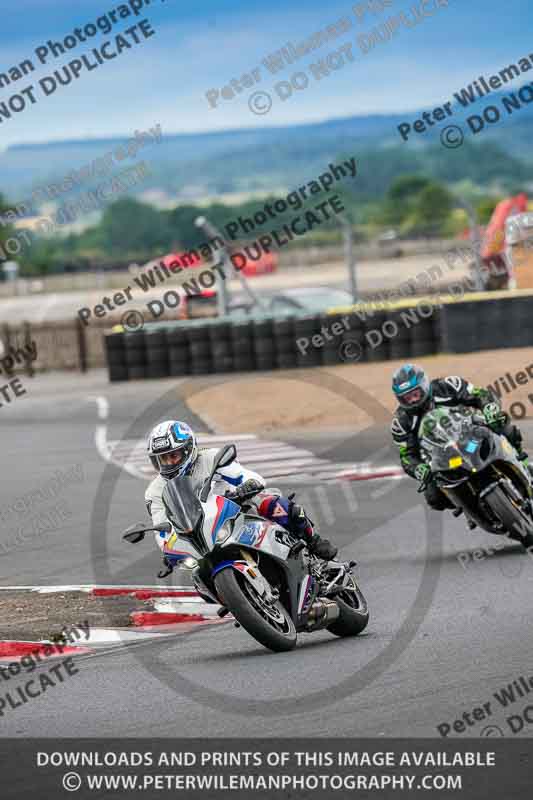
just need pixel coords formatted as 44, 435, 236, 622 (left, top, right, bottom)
145, 420, 338, 570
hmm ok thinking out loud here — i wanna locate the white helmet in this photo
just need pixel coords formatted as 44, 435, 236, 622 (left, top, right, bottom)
147, 420, 198, 479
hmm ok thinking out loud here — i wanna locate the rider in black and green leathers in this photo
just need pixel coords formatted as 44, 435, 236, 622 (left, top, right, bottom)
390, 364, 532, 510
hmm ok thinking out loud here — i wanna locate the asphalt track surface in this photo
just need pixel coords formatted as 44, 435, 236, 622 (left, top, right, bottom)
2, 370, 533, 739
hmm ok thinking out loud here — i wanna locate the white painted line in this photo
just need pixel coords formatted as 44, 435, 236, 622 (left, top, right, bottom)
258, 458, 330, 474
97, 415, 404, 489
89, 395, 109, 421
153, 599, 221, 616
83, 628, 175, 645
91, 399, 147, 479
227, 448, 320, 463
336, 464, 401, 476
109, 437, 314, 457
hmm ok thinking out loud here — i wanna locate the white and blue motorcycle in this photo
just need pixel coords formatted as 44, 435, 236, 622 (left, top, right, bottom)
123, 445, 368, 653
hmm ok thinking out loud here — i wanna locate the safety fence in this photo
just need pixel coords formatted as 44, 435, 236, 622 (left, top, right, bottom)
103, 291, 533, 382
0, 320, 108, 372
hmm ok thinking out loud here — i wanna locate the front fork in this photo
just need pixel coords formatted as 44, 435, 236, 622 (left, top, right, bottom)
198, 550, 278, 607
443, 474, 532, 531
238, 549, 277, 603
441, 481, 494, 530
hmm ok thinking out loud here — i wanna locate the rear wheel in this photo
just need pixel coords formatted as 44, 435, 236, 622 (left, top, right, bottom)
485, 485, 533, 551
214, 568, 297, 652
327, 578, 369, 637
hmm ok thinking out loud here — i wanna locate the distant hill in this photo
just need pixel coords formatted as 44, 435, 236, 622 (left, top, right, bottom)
2, 91, 533, 205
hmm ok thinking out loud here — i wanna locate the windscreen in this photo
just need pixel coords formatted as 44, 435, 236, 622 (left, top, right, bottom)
420, 412, 453, 448
420, 408, 470, 447
162, 476, 203, 534
419, 407, 477, 470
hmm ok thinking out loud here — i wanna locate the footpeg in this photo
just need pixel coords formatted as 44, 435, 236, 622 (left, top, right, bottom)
234, 621, 241, 628
452, 508, 463, 517
467, 519, 477, 530
217, 607, 230, 618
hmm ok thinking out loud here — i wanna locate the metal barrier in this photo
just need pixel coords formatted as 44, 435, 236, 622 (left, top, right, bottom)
102, 291, 533, 382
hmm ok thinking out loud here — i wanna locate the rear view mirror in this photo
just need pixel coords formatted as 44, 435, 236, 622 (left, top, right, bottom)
123, 531, 146, 544
215, 444, 237, 470
199, 444, 238, 502
123, 521, 148, 538
122, 520, 171, 544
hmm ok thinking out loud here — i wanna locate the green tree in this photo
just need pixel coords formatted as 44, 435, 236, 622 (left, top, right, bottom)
98, 197, 171, 256
401, 182, 454, 236
380, 175, 432, 225
416, 182, 453, 225
166, 204, 208, 250
388, 175, 432, 205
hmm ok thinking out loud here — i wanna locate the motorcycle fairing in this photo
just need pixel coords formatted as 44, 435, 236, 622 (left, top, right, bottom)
228, 514, 291, 561
421, 406, 531, 496
211, 559, 273, 600
203, 494, 241, 545
212, 514, 311, 621
162, 531, 196, 562
211, 559, 248, 578
297, 574, 314, 615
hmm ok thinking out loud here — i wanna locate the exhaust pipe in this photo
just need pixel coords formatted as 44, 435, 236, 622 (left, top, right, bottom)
305, 599, 340, 631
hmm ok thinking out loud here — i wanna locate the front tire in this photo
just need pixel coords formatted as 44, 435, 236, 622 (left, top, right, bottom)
327, 578, 369, 638
485, 485, 533, 551
214, 568, 297, 653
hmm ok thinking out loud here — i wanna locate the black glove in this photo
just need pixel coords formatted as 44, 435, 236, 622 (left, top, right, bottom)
287, 492, 315, 531
483, 402, 507, 429
225, 478, 264, 503
289, 502, 308, 530
308, 534, 338, 561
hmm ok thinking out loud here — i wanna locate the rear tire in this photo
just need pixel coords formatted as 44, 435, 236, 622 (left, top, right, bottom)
327, 579, 369, 637
214, 568, 297, 653
485, 485, 533, 551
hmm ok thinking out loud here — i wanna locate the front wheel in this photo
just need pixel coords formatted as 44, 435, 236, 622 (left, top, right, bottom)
327, 578, 369, 638
214, 568, 297, 653
484, 485, 533, 551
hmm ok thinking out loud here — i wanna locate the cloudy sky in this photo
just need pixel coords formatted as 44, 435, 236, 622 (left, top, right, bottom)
0, 0, 531, 147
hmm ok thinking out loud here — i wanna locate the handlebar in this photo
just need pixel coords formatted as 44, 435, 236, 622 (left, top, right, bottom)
225, 486, 263, 504
288, 539, 307, 558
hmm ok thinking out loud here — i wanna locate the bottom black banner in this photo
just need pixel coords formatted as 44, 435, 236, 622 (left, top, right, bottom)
0, 738, 530, 799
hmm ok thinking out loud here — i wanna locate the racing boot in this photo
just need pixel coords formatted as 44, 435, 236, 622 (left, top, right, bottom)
307, 533, 338, 561
517, 451, 533, 482
289, 502, 338, 561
